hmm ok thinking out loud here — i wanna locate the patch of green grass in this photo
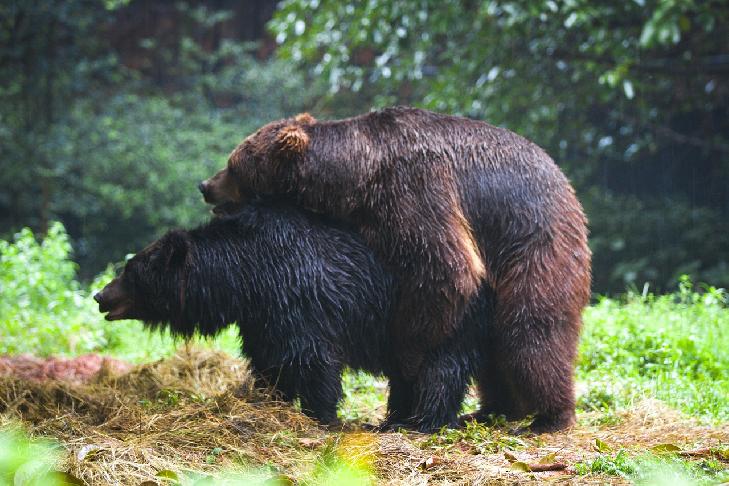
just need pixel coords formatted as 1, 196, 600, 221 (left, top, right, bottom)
338, 371, 387, 423
578, 276, 729, 421
574, 450, 637, 477
422, 420, 526, 455
575, 450, 729, 486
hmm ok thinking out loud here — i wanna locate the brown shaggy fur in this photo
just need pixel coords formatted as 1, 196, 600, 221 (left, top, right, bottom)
200, 106, 591, 432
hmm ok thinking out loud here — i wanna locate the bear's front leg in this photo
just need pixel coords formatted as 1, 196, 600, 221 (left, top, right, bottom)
296, 360, 344, 426
379, 374, 414, 431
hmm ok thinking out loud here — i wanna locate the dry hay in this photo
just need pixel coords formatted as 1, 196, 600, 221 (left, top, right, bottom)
0, 349, 324, 485
1, 350, 727, 485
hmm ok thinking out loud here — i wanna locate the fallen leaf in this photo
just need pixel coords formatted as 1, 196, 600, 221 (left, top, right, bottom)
538, 452, 557, 464
420, 456, 442, 470
528, 462, 568, 472
677, 448, 720, 458
297, 438, 323, 448
511, 461, 531, 472
593, 438, 611, 453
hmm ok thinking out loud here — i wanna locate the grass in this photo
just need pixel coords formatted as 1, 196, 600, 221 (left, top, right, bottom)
578, 276, 729, 422
574, 450, 729, 485
2, 224, 729, 484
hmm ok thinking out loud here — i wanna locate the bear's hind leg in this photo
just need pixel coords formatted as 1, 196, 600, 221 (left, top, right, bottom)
484, 239, 588, 434
490, 306, 582, 433
383, 352, 469, 433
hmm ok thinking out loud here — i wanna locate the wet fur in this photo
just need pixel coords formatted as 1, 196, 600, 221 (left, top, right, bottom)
108, 200, 493, 431
208, 107, 591, 432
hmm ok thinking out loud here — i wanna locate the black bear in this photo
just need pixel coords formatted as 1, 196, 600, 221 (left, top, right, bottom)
199, 107, 592, 432
95, 200, 492, 431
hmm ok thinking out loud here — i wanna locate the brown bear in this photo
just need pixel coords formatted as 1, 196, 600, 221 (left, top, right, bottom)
199, 106, 591, 432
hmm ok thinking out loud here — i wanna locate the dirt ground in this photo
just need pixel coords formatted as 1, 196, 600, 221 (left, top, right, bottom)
0, 350, 727, 485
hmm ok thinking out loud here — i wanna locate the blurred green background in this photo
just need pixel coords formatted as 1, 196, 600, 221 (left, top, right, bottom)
1, 0, 728, 293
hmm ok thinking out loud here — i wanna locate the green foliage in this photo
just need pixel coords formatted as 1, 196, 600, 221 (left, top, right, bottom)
575, 451, 729, 485
578, 276, 729, 420
270, 0, 729, 292
0, 424, 70, 486
0, 0, 327, 277
574, 450, 637, 477
0, 223, 239, 361
0, 223, 108, 355
585, 189, 729, 292
423, 420, 526, 455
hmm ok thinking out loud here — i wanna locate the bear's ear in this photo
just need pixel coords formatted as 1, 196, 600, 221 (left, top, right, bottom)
275, 125, 310, 158
294, 112, 316, 125
160, 230, 190, 268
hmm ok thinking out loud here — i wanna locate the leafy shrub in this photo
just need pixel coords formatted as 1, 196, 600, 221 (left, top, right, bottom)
0, 223, 109, 355
0, 223, 239, 361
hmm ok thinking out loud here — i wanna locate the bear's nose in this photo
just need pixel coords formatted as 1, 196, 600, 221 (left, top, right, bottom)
93, 291, 103, 304
198, 181, 207, 195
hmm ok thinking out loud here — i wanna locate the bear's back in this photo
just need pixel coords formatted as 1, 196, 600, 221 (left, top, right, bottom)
202, 200, 395, 373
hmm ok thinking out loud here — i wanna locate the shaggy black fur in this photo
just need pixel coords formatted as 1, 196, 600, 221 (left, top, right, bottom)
95, 200, 493, 431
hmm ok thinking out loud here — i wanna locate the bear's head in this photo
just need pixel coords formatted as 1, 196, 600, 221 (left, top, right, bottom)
199, 113, 316, 214
94, 230, 190, 322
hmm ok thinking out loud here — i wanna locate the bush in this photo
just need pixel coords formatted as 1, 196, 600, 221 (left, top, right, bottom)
584, 188, 729, 293
0, 222, 110, 355
0, 223, 239, 360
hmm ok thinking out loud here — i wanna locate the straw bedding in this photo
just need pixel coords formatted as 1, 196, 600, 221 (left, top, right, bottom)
1, 349, 726, 485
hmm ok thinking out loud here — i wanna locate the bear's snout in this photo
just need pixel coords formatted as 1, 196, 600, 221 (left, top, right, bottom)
94, 287, 115, 313
95, 279, 134, 321
198, 180, 213, 203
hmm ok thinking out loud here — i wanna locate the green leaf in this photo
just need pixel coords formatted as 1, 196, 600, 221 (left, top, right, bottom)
155, 470, 179, 483
651, 443, 682, 453
594, 438, 612, 453
511, 461, 531, 472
